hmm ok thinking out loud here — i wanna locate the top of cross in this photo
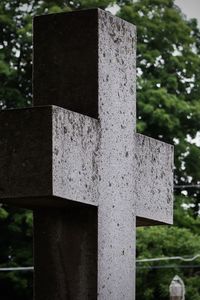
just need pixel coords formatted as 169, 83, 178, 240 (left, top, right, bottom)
33, 9, 136, 119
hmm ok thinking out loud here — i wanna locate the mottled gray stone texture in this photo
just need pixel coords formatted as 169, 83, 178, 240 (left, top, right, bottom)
135, 133, 174, 225
0, 8, 174, 300
0, 106, 99, 208
52, 106, 99, 206
97, 11, 136, 299
0, 107, 173, 222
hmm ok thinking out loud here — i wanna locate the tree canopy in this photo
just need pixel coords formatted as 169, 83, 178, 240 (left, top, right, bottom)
0, 0, 200, 299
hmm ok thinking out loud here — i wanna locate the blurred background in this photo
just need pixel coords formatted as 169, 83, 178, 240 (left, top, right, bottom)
0, 0, 200, 299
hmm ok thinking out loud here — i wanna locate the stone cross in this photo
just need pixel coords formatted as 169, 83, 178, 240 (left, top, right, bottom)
0, 9, 173, 300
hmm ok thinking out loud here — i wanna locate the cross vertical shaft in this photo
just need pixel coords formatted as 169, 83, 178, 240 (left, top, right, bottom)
97, 12, 136, 298
33, 9, 137, 299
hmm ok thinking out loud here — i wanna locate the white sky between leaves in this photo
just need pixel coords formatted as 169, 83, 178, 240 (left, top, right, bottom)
175, 1, 200, 146
108, 1, 200, 26
175, 0, 200, 26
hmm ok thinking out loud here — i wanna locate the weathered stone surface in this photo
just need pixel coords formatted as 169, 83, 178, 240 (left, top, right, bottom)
52, 106, 99, 206
0, 107, 173, 225
0, 8, 174, 300
97, 10, 136, 299
0, 106, 99, 208
135, 133, 174, 225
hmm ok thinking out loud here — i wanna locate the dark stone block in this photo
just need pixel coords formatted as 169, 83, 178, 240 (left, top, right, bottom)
34, 206, 97, 300
33, 9, 99, 118
0, 107, 52, 203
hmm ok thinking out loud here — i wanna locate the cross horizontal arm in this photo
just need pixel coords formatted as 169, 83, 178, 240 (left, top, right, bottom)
0, 106, 99, 208
135, 133, 173, 226
0, 106, 173, 226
